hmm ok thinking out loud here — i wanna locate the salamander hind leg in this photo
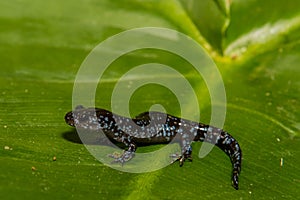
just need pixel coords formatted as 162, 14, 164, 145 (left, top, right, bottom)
170, 145, 192, 166
170, 129, 194, 166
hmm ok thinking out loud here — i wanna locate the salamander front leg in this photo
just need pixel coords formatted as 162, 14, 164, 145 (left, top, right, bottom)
108, 143, 136, 165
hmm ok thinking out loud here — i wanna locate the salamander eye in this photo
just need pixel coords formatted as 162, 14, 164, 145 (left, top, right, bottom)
75, 105, 85, 110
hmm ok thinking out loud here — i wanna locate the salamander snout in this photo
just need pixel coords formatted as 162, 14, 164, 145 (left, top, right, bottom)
65, 111, 75, 127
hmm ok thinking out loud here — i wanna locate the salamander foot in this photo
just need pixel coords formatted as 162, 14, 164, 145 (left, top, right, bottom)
108, 150, 135, 165
170, 145, 193, 166
170, 153, 192, 166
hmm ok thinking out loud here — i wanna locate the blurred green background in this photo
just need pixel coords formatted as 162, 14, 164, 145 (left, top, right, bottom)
0, 0, 299, 199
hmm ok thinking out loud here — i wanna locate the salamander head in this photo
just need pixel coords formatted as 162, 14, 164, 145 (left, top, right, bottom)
64, 105, 100, 130
64, 105, 86, 127
65, 105, 111, 144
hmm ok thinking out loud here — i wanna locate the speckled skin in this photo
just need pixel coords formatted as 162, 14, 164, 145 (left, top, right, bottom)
65, 106, 242, 190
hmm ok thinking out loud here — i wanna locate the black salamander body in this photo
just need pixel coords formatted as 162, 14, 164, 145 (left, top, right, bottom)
65, 106, 242, 189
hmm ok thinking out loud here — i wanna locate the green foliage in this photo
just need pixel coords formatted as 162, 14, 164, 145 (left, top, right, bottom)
0, 0, 299, 199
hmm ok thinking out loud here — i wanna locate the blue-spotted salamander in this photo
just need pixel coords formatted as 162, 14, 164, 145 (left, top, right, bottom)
65, 105, 242, 190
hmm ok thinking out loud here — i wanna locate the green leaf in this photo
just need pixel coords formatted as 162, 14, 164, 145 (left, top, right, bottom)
179, 0, 231, 54
0, 0, 299, 199
224, 0, 300, 59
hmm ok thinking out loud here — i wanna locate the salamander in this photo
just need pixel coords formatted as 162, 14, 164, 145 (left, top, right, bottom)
65, 105, 242, 190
